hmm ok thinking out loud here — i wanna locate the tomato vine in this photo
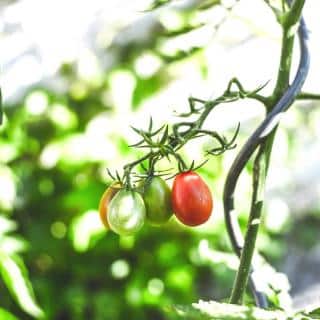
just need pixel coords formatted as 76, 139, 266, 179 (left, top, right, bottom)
100, 0, 320, 314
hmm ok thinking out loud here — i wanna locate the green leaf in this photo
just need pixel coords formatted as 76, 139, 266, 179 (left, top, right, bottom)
303, 307, 320, 319
0, 308, 18, 320
310, 308, 320, 316
0, 216, 17, 236
167, 300, 291, 320
0, 253, 44, 318
158, 46, 202, 63
144, 0, 171, 11
198, 0, 221, 10
160, 125, 169, 144
0, 235, 29, 255
162, 24, 205, 37
0, 216, 28, 255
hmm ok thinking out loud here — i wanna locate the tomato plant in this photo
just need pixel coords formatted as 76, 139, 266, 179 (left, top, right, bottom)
171, 171, 213, 226
98, 182, 122, 228
107, 189, 146, 236
142, 176, 172, 226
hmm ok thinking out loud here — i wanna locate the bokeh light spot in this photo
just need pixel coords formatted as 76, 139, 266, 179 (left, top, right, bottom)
39, 143, 61, 169
265, 198, 290, 233
35, 254, 53, 272
147, 278, 164, 296
110, 259, 130, 279
125, 286, 142, 306
50, 221, 67, 239
70, 210, 105, 252
38, 178, 54, 196
134, 52, 162, 78
49, 103, 77, 130
25, 91, 48, 115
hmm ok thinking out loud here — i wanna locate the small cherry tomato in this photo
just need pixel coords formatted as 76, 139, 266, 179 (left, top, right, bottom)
142, 176, 172, 226
171, 171, 213, 226
107, 189, 146, 236
98, 182, 122, 228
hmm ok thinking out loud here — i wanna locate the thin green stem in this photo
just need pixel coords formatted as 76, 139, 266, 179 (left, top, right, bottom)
123, 152, 154, 188
273, 0, 306, 102
229, 131, 275, 304
296, 92, 320, 100
251, 94, 271, 106
230, 146, 264, 304
272, 30, 295, 103
284, 0, 306, 28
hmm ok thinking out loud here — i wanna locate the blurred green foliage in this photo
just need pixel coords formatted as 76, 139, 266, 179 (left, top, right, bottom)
0, 1, 320, 319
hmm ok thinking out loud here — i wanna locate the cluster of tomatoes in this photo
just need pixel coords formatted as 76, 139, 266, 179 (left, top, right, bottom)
99, 171, 213, 236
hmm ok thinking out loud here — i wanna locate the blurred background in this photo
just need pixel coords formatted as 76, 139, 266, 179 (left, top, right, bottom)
1, 0, 320, 319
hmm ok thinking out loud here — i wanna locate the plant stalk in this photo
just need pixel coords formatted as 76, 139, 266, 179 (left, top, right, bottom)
229, 132, 275, 304
229, 0, 306, 305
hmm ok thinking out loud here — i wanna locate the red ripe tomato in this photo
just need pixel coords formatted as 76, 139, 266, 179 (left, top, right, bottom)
172, 171, 213, 226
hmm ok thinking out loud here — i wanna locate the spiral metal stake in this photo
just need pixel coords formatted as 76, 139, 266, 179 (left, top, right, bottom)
223, 12, 310, 308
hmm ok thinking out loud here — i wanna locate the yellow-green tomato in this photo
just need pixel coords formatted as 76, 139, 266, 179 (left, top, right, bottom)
98, 182, 122, 229
143, 176, 172, 226
107, 190, 146, 236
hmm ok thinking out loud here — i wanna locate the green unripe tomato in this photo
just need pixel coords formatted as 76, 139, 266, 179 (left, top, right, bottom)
142, 176, 172, 226
107, 190, 146, 236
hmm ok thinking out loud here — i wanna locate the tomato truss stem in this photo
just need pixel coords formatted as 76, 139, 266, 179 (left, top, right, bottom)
118, 78, 270, 189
